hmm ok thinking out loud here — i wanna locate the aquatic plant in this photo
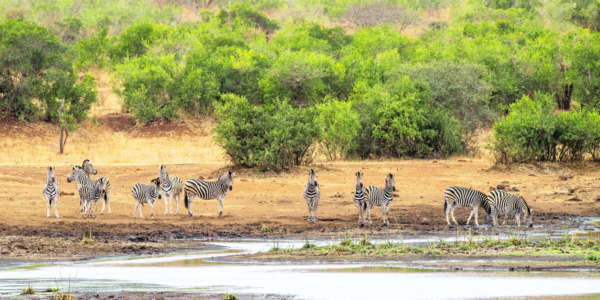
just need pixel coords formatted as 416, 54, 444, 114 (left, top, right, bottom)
21, 284, 35, 295
224, 293, 237, 299
45, 287, 60, 292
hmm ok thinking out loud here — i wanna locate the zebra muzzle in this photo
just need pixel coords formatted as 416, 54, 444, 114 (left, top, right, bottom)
229, 186, 233, 191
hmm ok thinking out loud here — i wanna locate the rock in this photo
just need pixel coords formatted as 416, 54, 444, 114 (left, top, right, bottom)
595, 195, 600, 202
511, 187, 520, 192
529, 173, 535, 176
568, 188, 575, 194
489, 187, 495, 192
497, 184, 507, 190
566, 197, 582, 202
59, 191, 75, 196
392, 193, 400, 197
559, 174, 572, 181
432, 160, 438, 163
239, 178, 247, 182
198, 176, 205, 180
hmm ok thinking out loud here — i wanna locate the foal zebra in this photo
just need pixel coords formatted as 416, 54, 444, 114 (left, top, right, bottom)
132, 178, 163, 219
43, 166, 60, 218
68, 166, 94, 214
365, 173, 396, 226
82, 159, 113, 215
184, 171, 235, 217
444, 186, 492, 226
158, 165, 184, 215
354, 171, 367, 225
303, 169, 321, 222
487, 189, 533, 227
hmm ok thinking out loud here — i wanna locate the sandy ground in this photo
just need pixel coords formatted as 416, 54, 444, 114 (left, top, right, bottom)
1, 160, 600, 241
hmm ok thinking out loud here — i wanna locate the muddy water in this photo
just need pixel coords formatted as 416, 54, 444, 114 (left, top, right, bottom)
1, 241, 600, 299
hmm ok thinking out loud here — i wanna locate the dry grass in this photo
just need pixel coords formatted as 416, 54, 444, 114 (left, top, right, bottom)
0, 126, 225, 166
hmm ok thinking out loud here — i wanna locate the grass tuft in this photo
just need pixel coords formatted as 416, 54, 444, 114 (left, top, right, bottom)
585, 254, 600, 262
80, 229, 95, 246
21, 284, 35, 295
261, 224, 272, 233
46, 287, 60, 292
224, 293, 237, 299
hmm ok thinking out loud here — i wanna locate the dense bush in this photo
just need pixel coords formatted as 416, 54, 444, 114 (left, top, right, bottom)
213, 94, 321, 171
217, 3, 279, 31
0, 19, 96, 122
316, 99, 361, 160
488, 93, 600, 163
354, 77, 462, 158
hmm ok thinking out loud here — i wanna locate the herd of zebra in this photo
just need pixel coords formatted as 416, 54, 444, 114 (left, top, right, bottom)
43, 160, 532, 227
42, 160, 235, 219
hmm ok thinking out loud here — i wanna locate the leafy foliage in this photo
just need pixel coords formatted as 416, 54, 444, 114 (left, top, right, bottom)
0, 19, 96, 122
213, 94, 321, 171
488, 93, 600, 163
316, 99, 361, 160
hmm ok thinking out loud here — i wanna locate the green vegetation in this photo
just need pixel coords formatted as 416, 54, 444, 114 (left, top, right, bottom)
265, 231, 600, 259
4, 0, 600, 167
53, 293, 76, 300
80, 229, 95, 245
46, 287, 60, 292
21, 284, 35, 295
224, 293, 237, 300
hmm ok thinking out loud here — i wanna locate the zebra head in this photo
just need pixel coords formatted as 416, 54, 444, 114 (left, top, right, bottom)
67, 166, 84, 183
308, 169, 317, 187
151, 177, 163, 199
158, 165, 168, 180
355, 171, 364, 189
521, 196, 533, 227
96, 177, 109, 194
47, 166, 55, 179
386, 173, 396, 192
221, 171, 235, 191
82, 159, 97, 175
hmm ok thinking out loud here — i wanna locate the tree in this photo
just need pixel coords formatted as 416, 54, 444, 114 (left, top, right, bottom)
0, 19, 97, 122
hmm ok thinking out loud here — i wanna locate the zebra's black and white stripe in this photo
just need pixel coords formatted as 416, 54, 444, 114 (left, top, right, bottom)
158, 165, 184, 215
354, 171, 367, 225
487, 189, 533, 227
43, 166, 60, 218
365, 173, 396, 226
132, 178, 163, 219
184, 171, 235, 217
69, 167, 107, 219
82, 159, 113, 215
303, 169, 321, 222
444, 186, 492, 226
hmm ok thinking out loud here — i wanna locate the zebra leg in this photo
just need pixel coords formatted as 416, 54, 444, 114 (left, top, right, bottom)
450, 204, 459, 225
187, 195, 195, 217
168, 194, 173, 215
314, 203, 318, 221
445, 201, 452, 226
474, 207, 479, 227
93, 200, 98, 219
53, 196, 59, 218
134, 202, 138, 219
367, 206, 372, 226
149, 201, 155, 219
218, 197, 224, 216
515, 213, 521, 227
164, 192, 169, 215
45, 196, 51, 218
100, 194, 106, 215
307, 202, 311, 221
175, 194, 180, 215
139, 203, 144, 219
466, 210, 474, 225
357, 205, 362, 224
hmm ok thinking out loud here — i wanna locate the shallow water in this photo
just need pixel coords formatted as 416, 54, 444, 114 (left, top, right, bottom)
1, 240, 600, 299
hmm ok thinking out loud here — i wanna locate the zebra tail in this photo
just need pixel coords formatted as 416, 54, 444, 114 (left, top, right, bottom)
443, 199, 447, 212
49, 198, 53, 206
184, 190, 189, 209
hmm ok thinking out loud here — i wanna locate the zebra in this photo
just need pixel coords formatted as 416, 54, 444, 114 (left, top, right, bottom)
365, 173, 396, 227
354, 171, 367, 225
184, 171, 235, 217
43, 166, 60, 218
303, 169, 321, 222
444, 186, 493, 227
68, 167, 107, 218
132, 178, 163, 219
487, 189, 533, 227
158, 165, 184, 215
82, 159, 112, 215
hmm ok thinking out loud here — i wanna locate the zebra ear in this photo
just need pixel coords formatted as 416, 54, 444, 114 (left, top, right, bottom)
361, 172, 364, 176
231, 172, 235, 177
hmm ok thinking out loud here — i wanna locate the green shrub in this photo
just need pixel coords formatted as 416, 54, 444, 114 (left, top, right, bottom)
110, 22, 157, 63
217, 3, 279, 31
316, 99, 361, 160
354, 77, 462, 158
584, 253, 600, 262
488, 93, 600, 163
213, 94, 321, 171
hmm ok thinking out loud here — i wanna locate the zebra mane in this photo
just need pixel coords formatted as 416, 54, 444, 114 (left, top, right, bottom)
520, 196, 531, 214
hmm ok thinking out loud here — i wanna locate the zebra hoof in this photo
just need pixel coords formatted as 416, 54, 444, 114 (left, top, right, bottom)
56, 216, 60, 219
46, 215, 50, 218
189, 214, 194, 217
176, 212, 179, 215
219, 212, 223, 216
101, 212, 103, 215
359, 224, 365, 228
